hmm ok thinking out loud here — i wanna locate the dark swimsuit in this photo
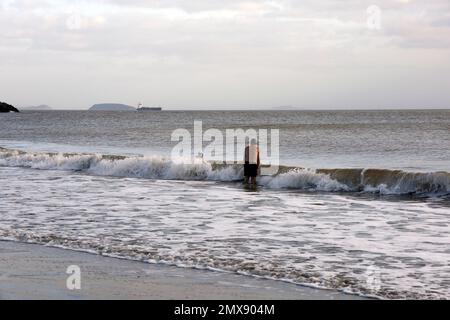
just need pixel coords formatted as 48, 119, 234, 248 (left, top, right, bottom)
244, 162, 258, 177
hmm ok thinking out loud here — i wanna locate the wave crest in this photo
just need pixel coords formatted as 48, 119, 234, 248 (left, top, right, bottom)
1, 147, 449, 197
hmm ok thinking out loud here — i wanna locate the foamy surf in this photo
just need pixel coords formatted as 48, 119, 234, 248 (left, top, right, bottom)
1, 147, 449, 197
1, 150, 449, 299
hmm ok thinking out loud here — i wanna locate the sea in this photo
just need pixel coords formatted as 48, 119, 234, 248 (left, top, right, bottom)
0, 109, 449, 299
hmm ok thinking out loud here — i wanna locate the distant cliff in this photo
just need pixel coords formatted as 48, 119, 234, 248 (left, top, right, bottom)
89, 103, 136, 111
0, 101, 19, 113
23, 105, 52, 111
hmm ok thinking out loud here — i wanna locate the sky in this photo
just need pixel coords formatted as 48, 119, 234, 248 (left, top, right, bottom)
1, 0, 450, 110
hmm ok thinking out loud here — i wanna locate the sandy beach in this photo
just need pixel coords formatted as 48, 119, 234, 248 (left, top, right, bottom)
0, 241, 365, 300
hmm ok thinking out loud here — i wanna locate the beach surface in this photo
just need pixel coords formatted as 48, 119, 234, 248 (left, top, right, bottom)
0, 241, 364, 300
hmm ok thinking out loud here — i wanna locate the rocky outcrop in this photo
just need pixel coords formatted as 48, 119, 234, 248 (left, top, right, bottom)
0, 102, 19, 113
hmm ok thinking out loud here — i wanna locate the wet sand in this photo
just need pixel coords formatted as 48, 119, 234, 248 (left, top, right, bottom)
0, 241, 366, 300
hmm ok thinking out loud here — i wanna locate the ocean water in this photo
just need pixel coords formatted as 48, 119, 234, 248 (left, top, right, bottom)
0, 110, 449, 299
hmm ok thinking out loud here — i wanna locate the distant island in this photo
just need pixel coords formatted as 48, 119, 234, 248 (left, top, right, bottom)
0, 101, 20, 113
273, 106, 297, 110
89, 103, 136, 111
23, 104, 52, 111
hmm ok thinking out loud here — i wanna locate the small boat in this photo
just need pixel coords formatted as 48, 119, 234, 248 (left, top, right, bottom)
136, 103, 162, 111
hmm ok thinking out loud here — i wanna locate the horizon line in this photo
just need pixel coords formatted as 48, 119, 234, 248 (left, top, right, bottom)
19, 107, 450, 111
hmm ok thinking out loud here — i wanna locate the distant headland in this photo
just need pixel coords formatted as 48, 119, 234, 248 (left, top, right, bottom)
22, 105, 52, 111
89, 103, 136, 111
0, 101, 20, 113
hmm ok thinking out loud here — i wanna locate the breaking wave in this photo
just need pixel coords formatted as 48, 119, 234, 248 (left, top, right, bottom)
1, 147, 449, 197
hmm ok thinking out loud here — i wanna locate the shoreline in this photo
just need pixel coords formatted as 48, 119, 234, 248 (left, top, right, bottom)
0, 240, 366, 300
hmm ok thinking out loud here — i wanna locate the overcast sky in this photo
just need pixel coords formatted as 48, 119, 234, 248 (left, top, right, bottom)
1, 0, 450, 109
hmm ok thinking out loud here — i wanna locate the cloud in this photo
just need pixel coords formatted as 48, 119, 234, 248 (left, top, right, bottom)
1, 0, 449, 53
1, 0, 450, 109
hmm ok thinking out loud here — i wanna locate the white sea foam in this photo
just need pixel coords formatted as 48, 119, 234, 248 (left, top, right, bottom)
0, 148, 449, 196
1, 165, 449, 299
259, 168, 350, 192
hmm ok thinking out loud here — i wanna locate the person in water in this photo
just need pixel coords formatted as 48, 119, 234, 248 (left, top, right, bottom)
244, 139, 260, 185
